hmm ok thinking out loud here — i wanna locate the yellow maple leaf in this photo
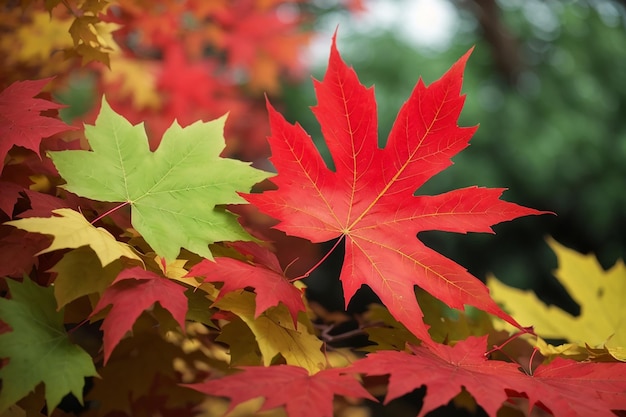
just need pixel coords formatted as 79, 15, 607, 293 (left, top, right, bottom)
49, 247, 123, 309
0, 10, 73, 78
5, 208, 141, 266
488, 237, 626, 361
102, 55, 162, 109
67, 15, 120, 66
215, 291, 326, 374
15, 11, 73, 62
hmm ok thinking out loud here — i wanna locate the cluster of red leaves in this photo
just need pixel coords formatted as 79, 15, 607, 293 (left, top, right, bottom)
98, 0, 317, 159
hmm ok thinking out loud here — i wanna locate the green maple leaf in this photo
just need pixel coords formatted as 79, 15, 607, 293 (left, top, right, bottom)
0, 277, 98, 413
50, 98, 272, 262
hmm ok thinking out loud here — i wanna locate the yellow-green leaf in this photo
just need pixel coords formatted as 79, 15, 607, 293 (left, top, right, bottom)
217, 318, 263, 366
5, 208, 141, 266
488, 237, 626, 361
215, 291, 326, 374
49, 246, 123, 309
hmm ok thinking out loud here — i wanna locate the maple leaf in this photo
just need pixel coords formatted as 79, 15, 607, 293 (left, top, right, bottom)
90, 266, 189, 363
0, 227, 50, 277
215, 291, 326, 374
187, 241, 306, 325
245, 35, 547, 341
49, 99, 271, 262
49, 246, 123, 309
66, 0, 120, 67
217, 318, 265, 366
352, 335, 626, 417
0, 277, 98, 414
5, 208, 141, 266
0, 78, 74, 173
14, 12, 73, 63
185, 365, 375, 417
489, 237, 626, 361
0, 180, 24, 217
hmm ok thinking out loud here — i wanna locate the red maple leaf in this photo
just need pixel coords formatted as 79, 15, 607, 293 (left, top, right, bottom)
244, 35, 548, 342
0, 181, 24, 217
0, 226, 51, 278
351, 335, 626, 417
0, 78, 75, 172
185, 364, 375, 417
187, 241, 305, 325
90, 267, 188, 363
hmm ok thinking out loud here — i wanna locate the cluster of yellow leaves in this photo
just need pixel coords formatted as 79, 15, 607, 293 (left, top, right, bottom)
0, 10, 74, 83
63, 0, 120, 66
489, 238, 626, 361
0, 1, 119, 86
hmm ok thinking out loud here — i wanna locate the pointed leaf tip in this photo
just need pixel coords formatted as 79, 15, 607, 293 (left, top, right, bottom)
246, 38, 549, 344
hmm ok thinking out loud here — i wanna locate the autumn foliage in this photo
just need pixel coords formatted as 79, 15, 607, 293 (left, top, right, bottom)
1, 1, 625, 417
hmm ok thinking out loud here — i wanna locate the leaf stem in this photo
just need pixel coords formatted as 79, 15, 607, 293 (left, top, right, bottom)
484, 330, 525, 357
527, 347, 540, 375
67, 318, 89, 334
289, 235, 345, 282
90, 201, 130, 225
282, 257, 300, 277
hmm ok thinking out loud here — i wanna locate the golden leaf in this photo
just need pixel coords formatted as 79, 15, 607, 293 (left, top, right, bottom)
5, 208, 141, 266
215, 291, 326, 374
488, 237, 626, 361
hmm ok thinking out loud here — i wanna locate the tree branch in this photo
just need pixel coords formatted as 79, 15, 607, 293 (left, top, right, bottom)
456, 0, 524, 85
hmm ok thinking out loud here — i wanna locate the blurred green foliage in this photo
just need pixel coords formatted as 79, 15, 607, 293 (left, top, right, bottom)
281, 0, 626, 308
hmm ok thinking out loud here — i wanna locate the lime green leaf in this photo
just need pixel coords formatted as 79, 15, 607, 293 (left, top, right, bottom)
0, 277, 98, 413
5, 208, 141, 267
49, 98, 272, 262
488, 237, 626, 361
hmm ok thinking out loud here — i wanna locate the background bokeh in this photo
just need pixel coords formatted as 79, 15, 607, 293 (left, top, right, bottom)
287, 0, 626, 314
